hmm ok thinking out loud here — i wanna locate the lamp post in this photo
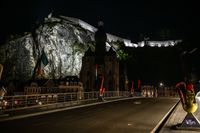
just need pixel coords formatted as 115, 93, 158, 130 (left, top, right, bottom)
158, 82, 164, 96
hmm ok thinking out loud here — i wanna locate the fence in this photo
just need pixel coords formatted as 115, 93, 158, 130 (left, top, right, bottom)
0, 90, 178, 112
141, 86, 179, 98
0, 91, 130, 111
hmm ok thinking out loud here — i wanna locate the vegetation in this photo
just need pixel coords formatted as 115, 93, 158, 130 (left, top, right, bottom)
115, 40, 129, 61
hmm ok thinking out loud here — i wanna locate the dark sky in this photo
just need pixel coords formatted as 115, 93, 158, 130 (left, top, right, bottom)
0, 0, 199, 43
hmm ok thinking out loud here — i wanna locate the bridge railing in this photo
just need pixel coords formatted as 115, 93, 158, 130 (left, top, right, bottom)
140, 88, 179, 98
0, 91, 130, 111
0, 90, 178, 112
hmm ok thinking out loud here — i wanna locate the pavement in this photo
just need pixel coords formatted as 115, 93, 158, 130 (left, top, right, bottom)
0, 97, 178, 133
2, 97, 200, 133
160, 102, 200, 133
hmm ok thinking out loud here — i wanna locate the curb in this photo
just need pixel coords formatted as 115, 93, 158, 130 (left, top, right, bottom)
150, 100, 180, 133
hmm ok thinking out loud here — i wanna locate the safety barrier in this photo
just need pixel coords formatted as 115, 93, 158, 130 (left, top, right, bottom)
0, 90, 177, 112
0, 91, 130, 111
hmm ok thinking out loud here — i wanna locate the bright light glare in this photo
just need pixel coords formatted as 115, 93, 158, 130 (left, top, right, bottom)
127, 123, 132, 126
14, 100, 18, 105
138, 41, 145, 47
38, 101, 42, 105
123, 40, 181, 48
133, 44, 138, 48
159, 82, 164, 87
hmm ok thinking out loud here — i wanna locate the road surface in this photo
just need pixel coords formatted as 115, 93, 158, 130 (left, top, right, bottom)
0, 98, 178, 133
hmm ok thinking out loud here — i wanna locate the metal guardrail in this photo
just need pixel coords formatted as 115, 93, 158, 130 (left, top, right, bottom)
0, 91, 130, 111
0, 90, 178, 112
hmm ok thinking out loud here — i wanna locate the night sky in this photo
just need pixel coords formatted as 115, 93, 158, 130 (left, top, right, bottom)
0, 0, 198, 43
0, 0, 199, 85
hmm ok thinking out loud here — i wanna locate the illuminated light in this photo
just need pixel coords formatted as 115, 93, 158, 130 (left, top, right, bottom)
127, 123, 132, 126
159, 82, 164, 87
124, 40, 132, 47
164, 44, 169, 47
150, 43, 155, 47
38, 101, 42, 105
136, 40, 182, 48
133, 44, 138, 48
148, 42, 155, 47
14, 100, 18, 105
140, 42, 145, 47
138, 41, 145, 47
170, 42, 175, 46
126, 43, 132, 47
2, 100, 8, 106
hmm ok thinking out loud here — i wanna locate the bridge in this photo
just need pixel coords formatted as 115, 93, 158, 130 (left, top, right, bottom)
0, 90, 189, 132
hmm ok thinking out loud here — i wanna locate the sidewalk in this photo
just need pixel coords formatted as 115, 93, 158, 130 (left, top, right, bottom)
160, 102, 200, 133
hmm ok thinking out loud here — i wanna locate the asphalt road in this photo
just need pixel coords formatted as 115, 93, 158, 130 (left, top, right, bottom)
0, 98, 178, 133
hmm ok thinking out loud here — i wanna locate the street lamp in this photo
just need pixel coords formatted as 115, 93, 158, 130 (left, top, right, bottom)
159, 82, 164, 87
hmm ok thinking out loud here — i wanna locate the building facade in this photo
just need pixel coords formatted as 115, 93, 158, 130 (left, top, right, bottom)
24, 76, 83, 95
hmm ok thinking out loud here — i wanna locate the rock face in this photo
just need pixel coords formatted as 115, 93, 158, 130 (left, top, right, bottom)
0, 14, 126, 83
0, 15, 97, 81
0, 34, 36, 81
